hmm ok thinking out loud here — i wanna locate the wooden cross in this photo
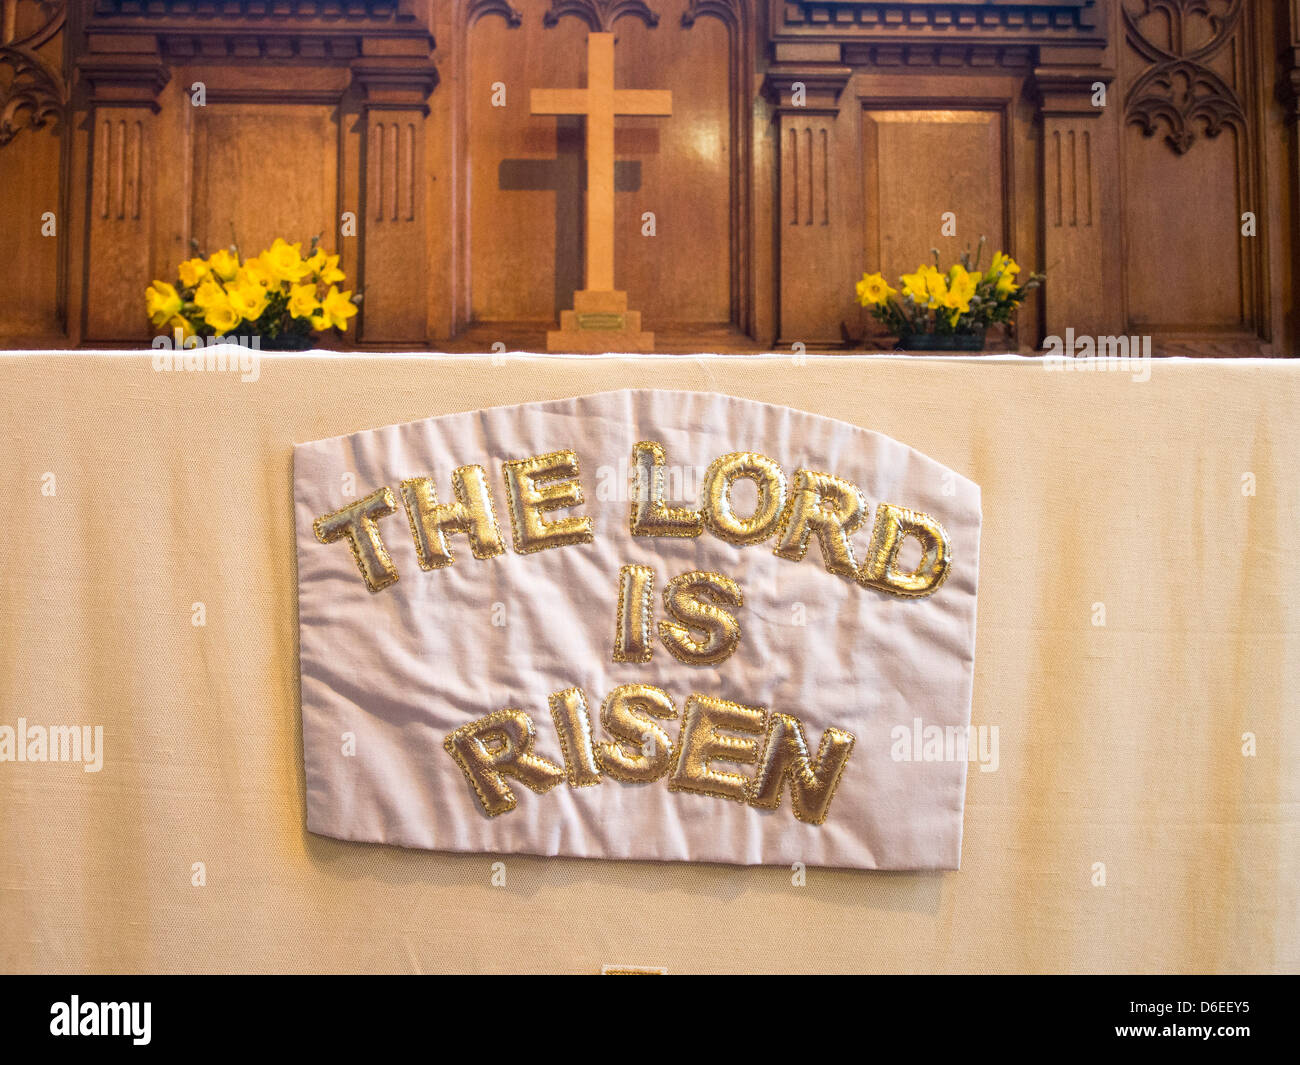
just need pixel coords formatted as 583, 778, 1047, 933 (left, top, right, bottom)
530, 32, 671, 294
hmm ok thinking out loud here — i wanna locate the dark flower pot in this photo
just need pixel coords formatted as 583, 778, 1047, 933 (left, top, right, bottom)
895, 330, 986, 352
248, 331, 314, 351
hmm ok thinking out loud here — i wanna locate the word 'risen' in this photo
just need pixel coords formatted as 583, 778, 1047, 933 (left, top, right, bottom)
446, 685, 856, 824
314, 442, 952, 598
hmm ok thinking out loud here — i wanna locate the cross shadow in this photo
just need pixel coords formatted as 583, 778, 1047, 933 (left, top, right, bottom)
500, 116, 643, 318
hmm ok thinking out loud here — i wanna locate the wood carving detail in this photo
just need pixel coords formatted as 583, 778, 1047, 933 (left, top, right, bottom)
86, 0, 436, 66
96, 116, 143, 221
468, 0, 524, 27
371, 120, 417, 223
778, 0, 1099, 36
1050, 127, 1094, 228
543, 0, 660, 31
0, 0, 66, 147
1123, 0, 1245, 154
681, 0, 741, 28
90, 0, 413, 17
786, 124, 829, 227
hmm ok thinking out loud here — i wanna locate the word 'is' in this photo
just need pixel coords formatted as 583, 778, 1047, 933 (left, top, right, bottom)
314, 442, 952, 598
447, 685, 856, 825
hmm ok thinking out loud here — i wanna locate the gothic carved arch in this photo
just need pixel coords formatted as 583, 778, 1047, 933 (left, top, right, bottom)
542, 0, 661, 32
1123, 0, 1246, 154
0, 0, 67, 147
467, 0, 524, 28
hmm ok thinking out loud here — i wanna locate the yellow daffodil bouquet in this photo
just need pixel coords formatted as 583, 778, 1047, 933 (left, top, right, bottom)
145, 236, 359, 349
855, 238, 1043, 350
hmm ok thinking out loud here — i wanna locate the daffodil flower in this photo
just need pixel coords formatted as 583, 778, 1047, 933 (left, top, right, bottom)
177, 258, 210, 289
145, 281, 182, 326
207, 248, 239, 281
313, 286, 358, 332
203, 300, 241, 335
855, 271, 896, 307
227, 283, 269, 322
259, 238, 313, 284
288, 282, 321, 320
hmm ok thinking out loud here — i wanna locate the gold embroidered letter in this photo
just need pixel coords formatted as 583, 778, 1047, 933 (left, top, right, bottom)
613, 564, 656, 663
443, 709, 566, 816
549, 687, 603, 788
658, 570, 743, 666
595, 684, 678, 783
313, 487, 400, 593
668, 694, 765, 803
858, 503, 952, 597
629, 441, 703, 538
400, 465, 505, 569
501, 449, 595, 554
774, 469, 869, 578
701, 451, 787, 545
748, 712, 856, 824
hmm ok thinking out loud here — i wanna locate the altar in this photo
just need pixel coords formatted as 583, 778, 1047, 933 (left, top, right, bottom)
0, 351, 1295, 973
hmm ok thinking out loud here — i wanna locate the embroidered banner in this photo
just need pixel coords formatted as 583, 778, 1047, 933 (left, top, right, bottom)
293, 389, 981, 869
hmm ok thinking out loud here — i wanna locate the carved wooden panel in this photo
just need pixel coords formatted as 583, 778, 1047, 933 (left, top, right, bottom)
468, 10, 588, 322
0, 0, 1294, 353
466, 0, 732, 329
0, 120, 61, 336
191, 104, 339, 260
1119, 0, 1264, 343
860, 108, 1007, 336
614, 8, 731, 325
0, 0, 67, 339
68, 0, 433, 345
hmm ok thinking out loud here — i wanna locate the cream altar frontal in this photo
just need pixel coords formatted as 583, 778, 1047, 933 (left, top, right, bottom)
1, 353, 1297, 973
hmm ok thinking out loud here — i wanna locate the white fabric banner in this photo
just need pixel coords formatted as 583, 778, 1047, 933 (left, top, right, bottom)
293, 389, 982, 869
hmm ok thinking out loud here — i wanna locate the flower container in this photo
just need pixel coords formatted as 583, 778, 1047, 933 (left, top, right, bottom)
854, 240, 1042, 356
896, 330, 986, 352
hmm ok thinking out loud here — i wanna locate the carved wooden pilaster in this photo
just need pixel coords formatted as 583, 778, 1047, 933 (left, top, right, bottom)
77, 35, 169, 341
763, 65, 850, 346
352, 51, 438, 343
1031, 64, 1114, 340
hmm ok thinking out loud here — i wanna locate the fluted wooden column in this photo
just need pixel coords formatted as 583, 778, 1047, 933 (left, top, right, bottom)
1033, 60, 1116, 343
763, 66, 851, 348
77, 36, 169, 342
352, 49, 438, 345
